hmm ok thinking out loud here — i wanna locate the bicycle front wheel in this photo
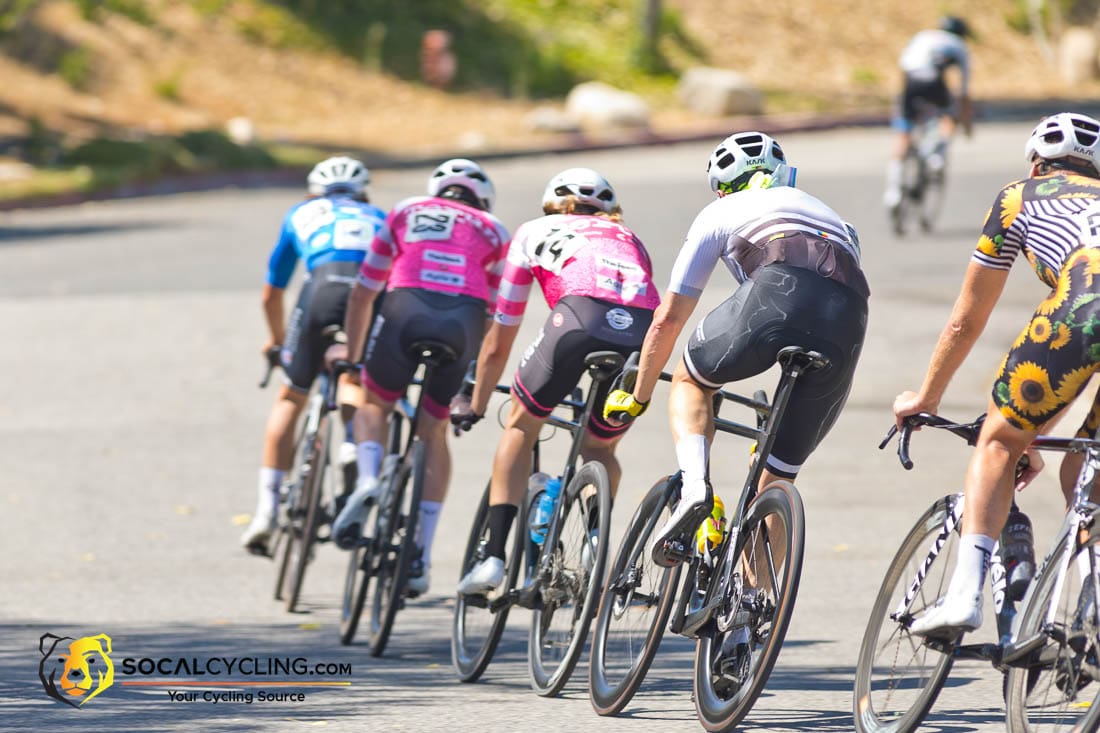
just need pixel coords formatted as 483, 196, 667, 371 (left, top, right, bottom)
368, 439, 425, 657
854, 494, 961, 733
338, 504, 376, 645
693, 479, 805, 732
1006, 517, 1100, 733
452, 481, 525, 682
284, 413, 332, 613
589, 475, 681, 715
529, 460, 612, 696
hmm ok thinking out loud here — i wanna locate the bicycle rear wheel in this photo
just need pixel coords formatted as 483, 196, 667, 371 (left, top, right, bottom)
452, 481, 525, 682
694, 480, 805, 732
589, 475, 681, 715
284, 412, 332, 613
891, 152, 922, 237
918, 173, 944, 233
529, 460, 612, 696
1006, 518, 1100, 733
368, 439, 425, 657
854, 494, 961, 733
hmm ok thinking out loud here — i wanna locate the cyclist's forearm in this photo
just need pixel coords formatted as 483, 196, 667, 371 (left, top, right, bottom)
343, 283, 379, 362
261, 284, 285, 344
635, 293, 696, 403
471, 322, 518, 414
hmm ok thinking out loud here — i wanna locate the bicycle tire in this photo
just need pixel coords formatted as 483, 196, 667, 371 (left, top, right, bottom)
451, 481, 526, 682
368, 439, 425, 657
338, 510, 376, 645
1005, 515, 1100, 733
273, 411, 314, 602
284, 412, 332, 613
892, 150, 923, 237
528, 460, 612, 697
272, 516, 293, 602
589, 475, 681, 715
693, 479, 805, 732
853, 494, 961, 733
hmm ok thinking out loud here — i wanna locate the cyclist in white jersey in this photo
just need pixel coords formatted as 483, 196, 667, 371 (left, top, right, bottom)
604, 131, 870, 561
884, 16, 973, 210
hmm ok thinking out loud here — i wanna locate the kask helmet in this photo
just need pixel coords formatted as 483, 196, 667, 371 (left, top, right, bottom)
1024, 112, 1100, 176
542, 168, 618, 214
939, 15, 972, 38
707, 131, 794, 194
427, 158, 495, 211
308, 155, 370, 197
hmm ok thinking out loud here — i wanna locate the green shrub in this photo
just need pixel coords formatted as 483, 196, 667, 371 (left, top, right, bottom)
62, 137, 194, 176
176, 129, 277, 169
153, 72, 183, 101
57, 47, 93, 89
73, 0, 154, 25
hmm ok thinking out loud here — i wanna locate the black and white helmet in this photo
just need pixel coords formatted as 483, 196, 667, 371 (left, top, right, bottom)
541, 167, 618, 213
706, 131, 794, 194
1024, 112, 1100, 176
307, 155, 370, 197
427, 158, 495, 211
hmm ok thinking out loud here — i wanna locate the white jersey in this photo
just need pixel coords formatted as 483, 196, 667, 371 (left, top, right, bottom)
899, 29, 969, 94
668, 186, 860, 298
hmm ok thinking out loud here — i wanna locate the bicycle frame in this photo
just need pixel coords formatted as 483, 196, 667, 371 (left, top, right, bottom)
666, 347, 826, 638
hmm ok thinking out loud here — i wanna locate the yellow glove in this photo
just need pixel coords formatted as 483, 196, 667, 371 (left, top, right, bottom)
603, 389, 648, 422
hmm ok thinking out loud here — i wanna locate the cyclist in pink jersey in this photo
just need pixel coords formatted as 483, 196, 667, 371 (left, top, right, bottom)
331, 158, 510, 596
451, 167, 659, 594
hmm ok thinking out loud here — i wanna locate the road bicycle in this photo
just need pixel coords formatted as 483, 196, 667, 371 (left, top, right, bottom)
891, 103, 949, 237
337, 339, 454, 657
259, 328, 355, 613
588, 345, 828, 732
855, 411, 1100, 733
451, 350, 621, 696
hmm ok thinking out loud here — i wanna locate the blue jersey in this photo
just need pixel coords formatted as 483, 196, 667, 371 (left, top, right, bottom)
266, 195, 387, 288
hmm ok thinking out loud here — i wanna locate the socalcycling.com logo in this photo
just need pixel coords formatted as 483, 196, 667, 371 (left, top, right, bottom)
39, 633, 115, 707
38, 631, 353, 708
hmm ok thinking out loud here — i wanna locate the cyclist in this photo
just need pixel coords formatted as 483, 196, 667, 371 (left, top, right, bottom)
883, 15, 973, 212
450, 167, 660, 594
242, 156, 387, 554
330, 158, 510, 596
895, 112, 1100, 638
603, 131, 869, 565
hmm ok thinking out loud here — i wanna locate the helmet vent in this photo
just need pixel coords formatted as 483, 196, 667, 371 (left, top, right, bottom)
735, 133, 765, 157
597, 189, 614, 201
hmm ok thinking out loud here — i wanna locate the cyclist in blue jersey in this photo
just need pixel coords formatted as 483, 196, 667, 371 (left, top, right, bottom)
242, 156, 387, 554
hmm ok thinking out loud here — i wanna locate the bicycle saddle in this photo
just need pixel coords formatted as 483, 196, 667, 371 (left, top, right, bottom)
408, 339, 457, 365
776, 346, 829, 372
584, 351, 626, 381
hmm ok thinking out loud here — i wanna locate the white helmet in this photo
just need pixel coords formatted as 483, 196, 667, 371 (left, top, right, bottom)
542, 167, 618, 213
1024, 113, 1100, 176
427, 158, 495, 211
307, 155, 370, 197
706, 131, 795, 194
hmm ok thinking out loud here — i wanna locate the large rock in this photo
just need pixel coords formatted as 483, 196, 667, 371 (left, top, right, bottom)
678, 67, 763, 117
1060, 27, 1098, 84
524, 105, 583, 134
565, 82, 650, 129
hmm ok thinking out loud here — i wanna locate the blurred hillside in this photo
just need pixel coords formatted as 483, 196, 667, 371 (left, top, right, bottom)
1, 0, 1097, 199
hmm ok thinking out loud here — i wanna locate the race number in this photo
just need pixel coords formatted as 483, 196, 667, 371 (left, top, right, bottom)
526, 225, 587, 274
405, 209, 458, 242
333, 219, 373, 251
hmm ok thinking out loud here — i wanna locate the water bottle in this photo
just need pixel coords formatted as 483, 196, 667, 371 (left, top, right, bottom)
529, 474, 562, 545
1001, 508, 1036, 603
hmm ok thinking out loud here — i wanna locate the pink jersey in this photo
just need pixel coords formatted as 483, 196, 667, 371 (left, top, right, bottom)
357, 196, 510, 304
494, 214, 660, 326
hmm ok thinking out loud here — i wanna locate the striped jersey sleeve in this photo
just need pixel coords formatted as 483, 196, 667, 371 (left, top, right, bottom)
972, 182, 1026, 271
493, 231, 535, 326
356, 218, 398, 291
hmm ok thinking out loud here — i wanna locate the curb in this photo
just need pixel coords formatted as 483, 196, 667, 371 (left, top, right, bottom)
4, 98, 1100, 213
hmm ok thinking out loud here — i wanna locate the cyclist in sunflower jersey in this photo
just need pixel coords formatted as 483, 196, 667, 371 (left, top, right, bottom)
895, 112, 1100, 638
450, 167, 659, 594
242, 156, 386, 554
330, 158, 510, 596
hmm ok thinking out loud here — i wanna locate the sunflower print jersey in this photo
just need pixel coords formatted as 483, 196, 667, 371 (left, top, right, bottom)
993, 201, 1100, 433
973, 173, 1100, 288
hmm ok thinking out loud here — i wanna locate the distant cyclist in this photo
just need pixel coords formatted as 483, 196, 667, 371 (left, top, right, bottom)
450, 168, 660, 594
896, 113, 1100, 638
242, 156, 386, 554
883, 15, 973, 212
330, 158, 510, 597
604, 131, 869, 564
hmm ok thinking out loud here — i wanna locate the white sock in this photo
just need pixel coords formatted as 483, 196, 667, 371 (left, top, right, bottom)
676, 434, 710, 503
946, 534, 996, 599
356, 441, 384, 487
886, 159, 903, 189
257, 467, 284, 514
416, 501, 442, 567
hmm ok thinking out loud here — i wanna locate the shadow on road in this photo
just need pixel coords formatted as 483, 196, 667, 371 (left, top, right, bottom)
0, 220, 175, 244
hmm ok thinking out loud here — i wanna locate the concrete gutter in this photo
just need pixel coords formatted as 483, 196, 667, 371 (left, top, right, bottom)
2, 98, 1099, 212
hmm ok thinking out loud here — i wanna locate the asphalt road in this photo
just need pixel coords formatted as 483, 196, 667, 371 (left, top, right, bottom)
0, 120, 1089, 732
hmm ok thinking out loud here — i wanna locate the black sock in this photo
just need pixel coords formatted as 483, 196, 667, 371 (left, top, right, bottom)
485, 504, 518, 560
